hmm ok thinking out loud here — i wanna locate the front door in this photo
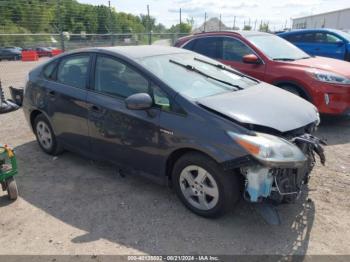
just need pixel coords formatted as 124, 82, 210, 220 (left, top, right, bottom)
87, 54, 161, 175
313, 32, 346, 60
218, 37, 266, 81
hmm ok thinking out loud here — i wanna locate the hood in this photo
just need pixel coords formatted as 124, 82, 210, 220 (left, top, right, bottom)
287, 56, 350, 78
197, 83, 318, 133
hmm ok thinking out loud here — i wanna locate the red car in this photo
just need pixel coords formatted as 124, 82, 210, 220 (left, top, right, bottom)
35, 47, 53, 57
175, 31, 350, 115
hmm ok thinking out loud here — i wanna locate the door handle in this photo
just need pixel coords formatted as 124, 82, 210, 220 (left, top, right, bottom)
315, 48, 320, 51
48, 90, 56, 97
90, 105, 101, 112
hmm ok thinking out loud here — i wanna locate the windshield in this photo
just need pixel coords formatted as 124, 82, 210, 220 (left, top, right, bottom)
138, 53, 257, 99
247, 34, 310, 60
333, 30, 350, 41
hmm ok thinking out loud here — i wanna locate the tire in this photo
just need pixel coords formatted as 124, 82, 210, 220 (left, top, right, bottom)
6, 177, 18, 200
172, 152, 241, 218
279, 84, 301, 97
34, 114, 63, 155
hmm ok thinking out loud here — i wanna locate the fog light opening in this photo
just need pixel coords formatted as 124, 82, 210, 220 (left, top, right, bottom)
324, 93, 330, 105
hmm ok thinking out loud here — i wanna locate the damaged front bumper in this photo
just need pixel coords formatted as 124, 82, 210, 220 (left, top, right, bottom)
241, 134, 326, 203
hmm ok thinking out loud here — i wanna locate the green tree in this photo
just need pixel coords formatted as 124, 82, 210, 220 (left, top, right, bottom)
259, 23, 270, 32
243, 25, 252, 31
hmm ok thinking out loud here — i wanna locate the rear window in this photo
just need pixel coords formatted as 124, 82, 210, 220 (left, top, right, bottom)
57, 55, 90, 89
43, 61, 58, 80
191, 37, 221, 59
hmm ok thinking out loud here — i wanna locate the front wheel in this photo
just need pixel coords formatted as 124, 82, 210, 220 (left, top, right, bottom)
279, 84, 301, 97
172, 152, 241, 218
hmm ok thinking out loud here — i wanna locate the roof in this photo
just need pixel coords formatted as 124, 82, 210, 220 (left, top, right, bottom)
97, 45, 189, 59
278, 28, 343, 35
69, 45, 189, 59
193, 30, 272, 37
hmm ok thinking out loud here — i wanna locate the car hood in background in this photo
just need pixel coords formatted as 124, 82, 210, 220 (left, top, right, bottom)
288, 56, 350, 77
197, 83, 318, 133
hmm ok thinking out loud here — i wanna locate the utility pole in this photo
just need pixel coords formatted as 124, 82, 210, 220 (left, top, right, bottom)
254, 19, 257, 31
219, 14, 222, 31
147, 5, 152, 45
204, 12, 207, 32
57, 0, 65, 51
233, 16, 236, 30
109, 1, 114, 45
179, 8, 182, 34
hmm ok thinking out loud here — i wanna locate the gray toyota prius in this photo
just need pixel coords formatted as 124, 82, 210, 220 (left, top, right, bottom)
23, 46, 325, 219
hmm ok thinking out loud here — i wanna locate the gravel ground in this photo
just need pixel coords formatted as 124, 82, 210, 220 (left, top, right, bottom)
0, 60, 349, 256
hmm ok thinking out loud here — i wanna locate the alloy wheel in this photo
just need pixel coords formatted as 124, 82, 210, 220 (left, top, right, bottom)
179, 165, 219, 210
36, 121, 53, 150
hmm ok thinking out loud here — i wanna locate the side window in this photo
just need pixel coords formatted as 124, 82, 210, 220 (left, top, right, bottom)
285, 34, 302, 42
299, 33, 315, 43
151, 83, 184, 114
222, 38, 253, 62
192, 37, 220, 59
57, 55, 90, 89
326, 33, 343, 43
152, 84, 171, 111
183, 40, 195, 50
43, 61, 58, 80
94, 55, 149, 98
314, 33, 327, 43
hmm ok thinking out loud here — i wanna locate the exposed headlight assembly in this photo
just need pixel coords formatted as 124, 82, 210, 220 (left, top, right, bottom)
227, 132, 307, 168
307, 68, 350, 85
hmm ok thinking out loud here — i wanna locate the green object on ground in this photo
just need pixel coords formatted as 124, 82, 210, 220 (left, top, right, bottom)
0, 145, 18, 200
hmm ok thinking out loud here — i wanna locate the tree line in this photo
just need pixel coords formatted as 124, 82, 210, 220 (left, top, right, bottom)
0, 0, 192, 34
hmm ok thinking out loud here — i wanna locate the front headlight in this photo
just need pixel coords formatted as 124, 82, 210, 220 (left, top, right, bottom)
228, 131, 307, 167
307, 68, 350, 85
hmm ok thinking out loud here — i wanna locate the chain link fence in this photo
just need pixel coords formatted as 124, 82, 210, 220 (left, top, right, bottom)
0, 32, 188, 100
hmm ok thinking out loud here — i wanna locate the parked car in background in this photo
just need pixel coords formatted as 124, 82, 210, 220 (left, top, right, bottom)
35, 47, 53, 57
278, 29, 350, 61
0, 48, 22, 61
4, 46, 22, 52
23, 46, 325, 220
175, 31, 350, 116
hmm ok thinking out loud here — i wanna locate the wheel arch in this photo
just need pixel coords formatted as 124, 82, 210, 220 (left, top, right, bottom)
165, 148, 219, 180
29, 109, 54, 133
273, 80, 313, 102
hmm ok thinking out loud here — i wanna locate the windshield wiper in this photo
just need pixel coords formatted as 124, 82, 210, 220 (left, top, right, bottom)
193, 57, 259, 83
273, 58, 295, 61
169, 59, 243, 90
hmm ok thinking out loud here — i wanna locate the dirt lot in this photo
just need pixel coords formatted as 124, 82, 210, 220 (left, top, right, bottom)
0, 60, 349, 256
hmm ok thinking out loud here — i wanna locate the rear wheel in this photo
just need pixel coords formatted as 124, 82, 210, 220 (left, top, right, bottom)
6, 177, 18, 200
34, 114, 63, 155
172, 152, 241, 218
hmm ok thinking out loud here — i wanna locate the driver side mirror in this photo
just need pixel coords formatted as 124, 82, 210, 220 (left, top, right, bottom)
242, 54, 261, 64
125, 93, 153, 110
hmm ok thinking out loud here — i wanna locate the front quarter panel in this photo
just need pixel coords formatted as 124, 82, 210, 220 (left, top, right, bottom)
157, 95, 251, 172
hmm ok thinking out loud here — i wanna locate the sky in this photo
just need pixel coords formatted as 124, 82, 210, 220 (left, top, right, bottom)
79, 0, 350, 30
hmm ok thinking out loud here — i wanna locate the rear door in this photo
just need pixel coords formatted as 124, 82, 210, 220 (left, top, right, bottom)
86, 54, 161, 175
287, 32, 316, 56
44, 53, 91, 154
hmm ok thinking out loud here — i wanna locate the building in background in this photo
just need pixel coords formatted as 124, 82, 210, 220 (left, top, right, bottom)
292, 8, 350, 31
192, 18, 231, 34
